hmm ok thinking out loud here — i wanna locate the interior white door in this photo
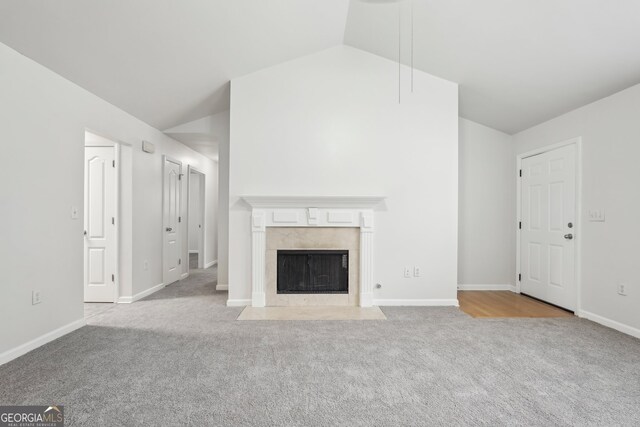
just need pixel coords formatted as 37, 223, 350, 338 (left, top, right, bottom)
520, 144, 576, 310
163, 157, 182, 285
84, 147, 117, 302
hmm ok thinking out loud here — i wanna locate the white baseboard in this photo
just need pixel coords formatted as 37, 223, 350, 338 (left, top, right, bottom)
204, 260, 218, 269
457, 284, 516, 291
0, 318, 86, 366
118, 282, 165, 303
578, 310, 640, 340
373, 299, 459, 307
216, 284, 229, 291
227, 299, 251, 307
181, 272, 189, 280
189, 250, 199, 254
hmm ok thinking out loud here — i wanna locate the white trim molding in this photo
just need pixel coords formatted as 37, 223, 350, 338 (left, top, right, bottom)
457, 284, 516, 291
117, 282, 165, 303
373, 299, 460, 307
241, 195, 385, 308
205, 260, 218, 269
216, 284, 229, 291
578, 310, 640, 340
0, 318, 86, 366
241, 195, 386, 210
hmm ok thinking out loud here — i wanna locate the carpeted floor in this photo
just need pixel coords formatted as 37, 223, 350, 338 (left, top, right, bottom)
1, 267, 639, 426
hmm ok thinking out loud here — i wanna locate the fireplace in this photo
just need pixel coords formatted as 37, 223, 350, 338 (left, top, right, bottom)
277, 250, 349, 294
241, 195, 385, 307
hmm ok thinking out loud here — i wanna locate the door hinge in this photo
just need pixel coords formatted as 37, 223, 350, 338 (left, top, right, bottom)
179, 173, 183, 181
111, 274, 115, 282
178, 258, 182, 265
112, 160, 115, 168
112, 217, 115, 225
518, 273, 521, 282
519, 221, 522, 230
178, 216, 182, 223
519, 169, 522, 177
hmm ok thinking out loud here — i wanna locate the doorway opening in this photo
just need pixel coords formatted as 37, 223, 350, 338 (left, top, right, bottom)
163, 155, 183, 285
516, 138, 581, 313
188, 167, 206, 272
83, 131, 133, 317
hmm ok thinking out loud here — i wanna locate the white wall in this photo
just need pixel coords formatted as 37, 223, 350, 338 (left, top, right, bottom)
0, 42, 217, 360
229, 46, 459, 304
514, 82, 640, 333
458, 118, 515, 287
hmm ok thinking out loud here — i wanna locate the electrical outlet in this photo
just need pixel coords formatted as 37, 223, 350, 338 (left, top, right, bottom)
588, 209, 605, 222
32, 290, 42, 305
617, 284, 627, 296
404, 267, 412, 278
413, 266, 421, 277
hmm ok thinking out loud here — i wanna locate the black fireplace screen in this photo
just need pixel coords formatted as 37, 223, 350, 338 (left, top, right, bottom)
277, 250, 349, 294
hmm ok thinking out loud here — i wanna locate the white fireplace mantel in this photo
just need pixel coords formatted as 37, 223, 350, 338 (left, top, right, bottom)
241, 195, 385, 308
242, 195, 386, 210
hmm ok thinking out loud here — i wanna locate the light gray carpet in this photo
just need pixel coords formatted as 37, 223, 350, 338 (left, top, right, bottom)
1, 267, 639, 426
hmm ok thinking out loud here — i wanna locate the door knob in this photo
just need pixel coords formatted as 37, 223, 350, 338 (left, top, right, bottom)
166, 227, 173, 232
564, 233, 573, 240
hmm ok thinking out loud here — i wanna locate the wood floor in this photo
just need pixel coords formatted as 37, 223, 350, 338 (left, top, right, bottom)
458, 291, 574, 318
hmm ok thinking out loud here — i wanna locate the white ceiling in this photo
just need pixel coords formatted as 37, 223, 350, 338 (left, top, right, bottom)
1, 0, 640, 136
345, 0, 640, 134
0, 0, 349, 131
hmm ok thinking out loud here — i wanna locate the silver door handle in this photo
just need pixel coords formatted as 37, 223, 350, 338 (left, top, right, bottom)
166, 227, 173, 232
564, 233, 573, 240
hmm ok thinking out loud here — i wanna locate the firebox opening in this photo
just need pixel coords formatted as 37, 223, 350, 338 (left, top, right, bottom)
277, 250, 349, 294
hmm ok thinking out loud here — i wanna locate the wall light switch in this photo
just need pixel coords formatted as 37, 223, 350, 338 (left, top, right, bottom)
32, 290, 42, 305
588, 209, 605, 222
71, 206, 79, 219
413, 266, 421, 277
404, 267, 412, 278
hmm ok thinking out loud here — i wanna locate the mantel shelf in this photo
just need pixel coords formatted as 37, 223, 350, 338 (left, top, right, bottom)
241, 195, 386, 210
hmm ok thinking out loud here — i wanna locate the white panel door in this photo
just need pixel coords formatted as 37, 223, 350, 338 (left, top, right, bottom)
520, 144, 576, 310
163, 157, 182, 285
84, 147, 117, 302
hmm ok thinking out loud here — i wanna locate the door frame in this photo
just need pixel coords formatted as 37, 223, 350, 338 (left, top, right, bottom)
162, 155, 183, 286
83, 144, 118, 302
515, 137, 582, 313
187, 166, 206, 270
84, 129, 133, 303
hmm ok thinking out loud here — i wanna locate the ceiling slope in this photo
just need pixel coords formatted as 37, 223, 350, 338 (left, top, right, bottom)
0, 0, 350, 130
345, 0, 640, 134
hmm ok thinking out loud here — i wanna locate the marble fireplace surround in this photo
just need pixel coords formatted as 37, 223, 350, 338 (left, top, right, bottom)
241, 196, 386, 308
266, 227, 359, 307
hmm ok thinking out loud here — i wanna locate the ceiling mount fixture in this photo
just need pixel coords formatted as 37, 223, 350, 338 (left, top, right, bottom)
358, 0, 414, 104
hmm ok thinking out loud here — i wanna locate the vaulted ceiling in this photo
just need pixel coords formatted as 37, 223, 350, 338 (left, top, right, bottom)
1, 0, 640, 136
0, 0, 350, 131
